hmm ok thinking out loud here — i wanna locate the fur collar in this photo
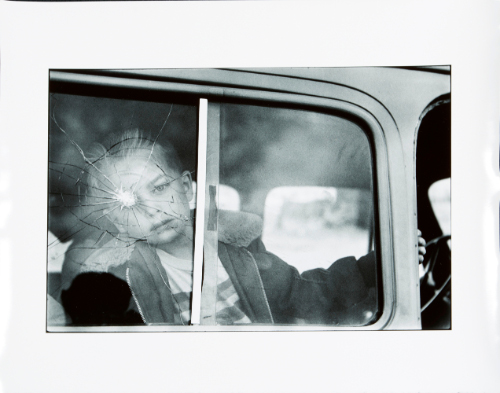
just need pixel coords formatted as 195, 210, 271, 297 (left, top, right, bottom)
217, 210, 263, 248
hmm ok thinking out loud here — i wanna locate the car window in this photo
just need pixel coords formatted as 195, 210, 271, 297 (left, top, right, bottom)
219, 102, 379, 326
47, 93, 199, 327
48, 90, 380, 328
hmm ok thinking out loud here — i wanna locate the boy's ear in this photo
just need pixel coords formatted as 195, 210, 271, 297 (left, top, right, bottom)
181, 170, 194, 202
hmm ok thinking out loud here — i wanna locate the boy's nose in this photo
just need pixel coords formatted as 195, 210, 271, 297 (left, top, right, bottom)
143, 198, 172, 220
130, 194, 156, 218
141, 202, 162, 219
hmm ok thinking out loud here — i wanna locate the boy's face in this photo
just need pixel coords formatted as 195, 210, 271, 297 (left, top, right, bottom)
103, 153, 194, 253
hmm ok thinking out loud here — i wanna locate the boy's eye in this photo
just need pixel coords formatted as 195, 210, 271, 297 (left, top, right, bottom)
153, 184, 169, 193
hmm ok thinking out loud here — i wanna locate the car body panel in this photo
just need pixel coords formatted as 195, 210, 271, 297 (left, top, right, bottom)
49, 67, 451, 330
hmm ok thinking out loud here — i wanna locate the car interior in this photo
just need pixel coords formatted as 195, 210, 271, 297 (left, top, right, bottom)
415, 97, 451, 329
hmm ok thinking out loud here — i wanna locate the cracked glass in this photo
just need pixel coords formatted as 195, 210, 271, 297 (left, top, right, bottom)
47, 89, 380, 329
48, 92, 199, 327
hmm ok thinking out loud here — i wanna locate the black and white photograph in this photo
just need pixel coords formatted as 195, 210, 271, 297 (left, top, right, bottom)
1, 1, 499, 392
47, 67, 450, 331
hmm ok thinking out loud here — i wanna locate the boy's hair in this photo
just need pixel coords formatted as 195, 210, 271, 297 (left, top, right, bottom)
85, 129, 183, 199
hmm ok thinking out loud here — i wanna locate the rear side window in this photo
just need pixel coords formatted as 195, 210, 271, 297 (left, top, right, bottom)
219, 102, 379, 326
47, 93, 199, 327
48, 85, 381, 329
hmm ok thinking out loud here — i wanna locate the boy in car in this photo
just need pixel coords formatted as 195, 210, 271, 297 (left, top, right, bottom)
60, 130, 426, 326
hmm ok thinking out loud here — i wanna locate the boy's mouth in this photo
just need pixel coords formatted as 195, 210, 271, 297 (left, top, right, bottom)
151, 219, 174, 231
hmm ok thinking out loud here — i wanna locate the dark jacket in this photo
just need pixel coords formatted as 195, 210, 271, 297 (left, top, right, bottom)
61, 211, 378, 326
61, 240, 377, 326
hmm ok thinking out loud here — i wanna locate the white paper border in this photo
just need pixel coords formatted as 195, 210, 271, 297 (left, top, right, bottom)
1, 1, 499, 392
